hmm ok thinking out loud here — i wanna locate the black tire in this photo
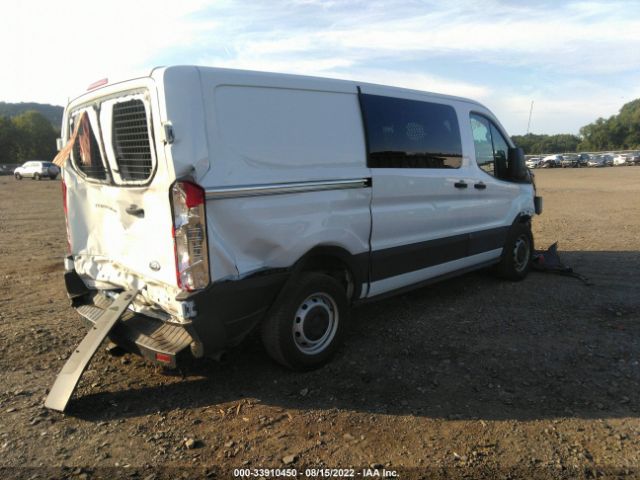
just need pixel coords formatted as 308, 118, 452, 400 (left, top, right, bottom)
495, 221, 533, 281
33, 173, 41, 180
14, 173, 21, 180
261, 272, 349, 370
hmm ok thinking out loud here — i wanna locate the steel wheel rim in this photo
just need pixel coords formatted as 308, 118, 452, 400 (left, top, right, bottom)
513, 234, 530, 273
292, 292, 338, 355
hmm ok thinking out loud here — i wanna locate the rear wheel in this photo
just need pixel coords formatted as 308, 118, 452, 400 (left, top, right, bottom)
261, 272, 348, 370
495, 222, 533, 281
33, 173, 41, 180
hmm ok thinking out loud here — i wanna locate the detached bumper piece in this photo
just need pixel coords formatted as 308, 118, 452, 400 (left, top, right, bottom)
76, 291, 194, 369
45, 289, 139, 412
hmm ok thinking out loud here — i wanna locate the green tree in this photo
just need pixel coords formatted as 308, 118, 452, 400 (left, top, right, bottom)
511, 133, 580, 154
0, 116, 19, 163
579, 99, 640, 151
11, 110, 57, 161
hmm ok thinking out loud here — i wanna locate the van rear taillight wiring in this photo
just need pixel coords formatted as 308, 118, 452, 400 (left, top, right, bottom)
170, 181, 210, 291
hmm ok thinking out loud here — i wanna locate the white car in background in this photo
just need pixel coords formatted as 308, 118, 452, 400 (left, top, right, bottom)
525, 157, 542, 169
14, 161, 60, 180
613, 154, 628, 166
541, 154, 563, 168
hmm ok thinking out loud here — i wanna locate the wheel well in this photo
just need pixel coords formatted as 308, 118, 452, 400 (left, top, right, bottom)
296, 251, 360, 302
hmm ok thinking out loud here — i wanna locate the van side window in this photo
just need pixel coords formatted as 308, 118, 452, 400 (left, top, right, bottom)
470, 113, 510, 179
360, 94, 463, 169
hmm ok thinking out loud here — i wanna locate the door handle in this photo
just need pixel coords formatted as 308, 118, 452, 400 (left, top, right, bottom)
454, 181, 468, 189
474, 182, 487, 190
125, 204, 145, 218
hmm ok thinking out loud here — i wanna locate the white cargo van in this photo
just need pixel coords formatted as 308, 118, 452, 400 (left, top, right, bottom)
47, 66, 542, 410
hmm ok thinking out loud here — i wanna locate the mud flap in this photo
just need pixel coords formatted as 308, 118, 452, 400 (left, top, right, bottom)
45, 289, 139, 412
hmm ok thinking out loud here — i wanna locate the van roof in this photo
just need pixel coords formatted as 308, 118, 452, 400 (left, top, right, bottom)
70, 65, 485, 110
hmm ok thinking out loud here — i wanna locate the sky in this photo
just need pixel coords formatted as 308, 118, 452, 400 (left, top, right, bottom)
2, 0, 639, 135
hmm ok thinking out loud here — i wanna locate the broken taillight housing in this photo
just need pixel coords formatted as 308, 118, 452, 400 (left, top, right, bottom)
170, 181, 210, 291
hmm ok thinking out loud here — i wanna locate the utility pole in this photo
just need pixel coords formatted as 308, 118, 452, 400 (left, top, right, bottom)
526, 100, 534, 134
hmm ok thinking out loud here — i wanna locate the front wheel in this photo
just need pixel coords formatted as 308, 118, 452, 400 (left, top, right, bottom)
261, 272, 348, 370
14, 173, 22, 180
495, 222, 533, 281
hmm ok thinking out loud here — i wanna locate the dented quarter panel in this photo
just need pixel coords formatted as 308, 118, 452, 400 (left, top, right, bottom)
206, 187, 372, 279
193, 67, 372, 280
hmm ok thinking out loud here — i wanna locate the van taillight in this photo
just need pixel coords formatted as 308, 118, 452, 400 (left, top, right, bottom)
170, 181, 210, 291
61, 179, 71, 254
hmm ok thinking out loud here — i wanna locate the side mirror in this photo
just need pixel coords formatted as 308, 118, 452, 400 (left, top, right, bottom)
508, 147, 529, 182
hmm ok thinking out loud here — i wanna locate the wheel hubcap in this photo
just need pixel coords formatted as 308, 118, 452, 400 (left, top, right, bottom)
512, 235, 530, 273
292, 293, 338, 355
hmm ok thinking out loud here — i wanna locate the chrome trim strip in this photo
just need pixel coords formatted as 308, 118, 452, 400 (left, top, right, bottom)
205, 178, 370, 199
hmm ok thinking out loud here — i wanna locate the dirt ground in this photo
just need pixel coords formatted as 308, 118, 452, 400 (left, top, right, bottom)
0, 167, 639, 479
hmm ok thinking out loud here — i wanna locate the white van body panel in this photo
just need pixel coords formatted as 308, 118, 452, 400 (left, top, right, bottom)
194, 71, 371, 281
358, 86, 534, 296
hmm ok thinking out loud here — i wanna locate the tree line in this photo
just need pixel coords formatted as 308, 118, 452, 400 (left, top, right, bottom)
513, 98, 640, 154
0, 110, 58, 164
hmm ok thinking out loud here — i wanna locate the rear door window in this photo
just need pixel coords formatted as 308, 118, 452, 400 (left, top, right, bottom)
70, 109, 108, 180
100, 94, 157, 185
360, 94, 463, 169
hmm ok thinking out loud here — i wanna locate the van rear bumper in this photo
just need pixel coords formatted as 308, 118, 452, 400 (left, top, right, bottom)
64, 267, 290, 363
72, 289, 193, 368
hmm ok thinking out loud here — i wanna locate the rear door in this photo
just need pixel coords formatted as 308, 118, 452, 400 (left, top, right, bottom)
64, 86, 178, 291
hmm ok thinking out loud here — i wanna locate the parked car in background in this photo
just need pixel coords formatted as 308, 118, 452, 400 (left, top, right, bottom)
561, 154, 580, 168
613, 154, 628, 166
577, 153, 591, 167
541, 154, 563, 168
0, 165, 13, 176
602, 154, 614, 166
525, 157, 543, 169
587, 155, 606, 167
627, 152, 640, 165
14, 161, 60, 180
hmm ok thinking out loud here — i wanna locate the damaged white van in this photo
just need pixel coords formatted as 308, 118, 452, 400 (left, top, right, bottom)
46, 66, 542, 411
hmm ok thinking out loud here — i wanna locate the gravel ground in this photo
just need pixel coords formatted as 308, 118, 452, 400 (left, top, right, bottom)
0, 167, 639, 479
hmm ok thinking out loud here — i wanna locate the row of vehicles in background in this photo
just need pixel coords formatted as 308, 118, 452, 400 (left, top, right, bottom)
526, 152, 640, 169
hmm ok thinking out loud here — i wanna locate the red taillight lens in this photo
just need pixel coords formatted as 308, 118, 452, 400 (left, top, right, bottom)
170, 181, 210, 291
61, 179, 71, 254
